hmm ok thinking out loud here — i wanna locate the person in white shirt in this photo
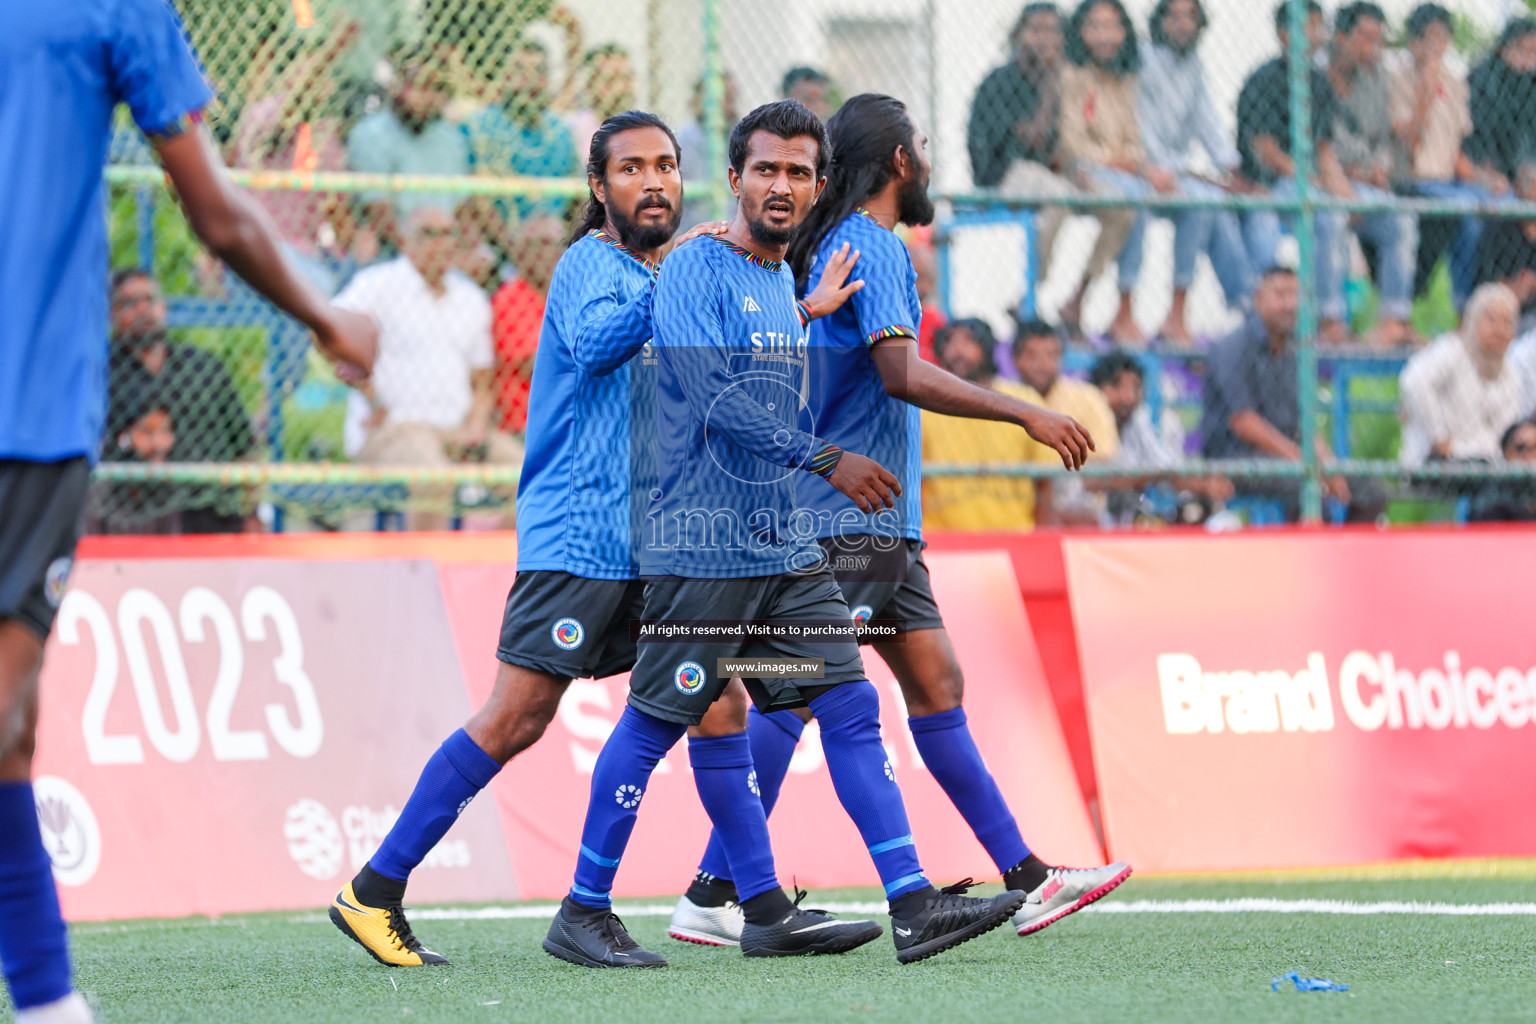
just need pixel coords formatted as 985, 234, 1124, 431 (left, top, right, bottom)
337, 207, 522, 528
1400, 282, 1531, 466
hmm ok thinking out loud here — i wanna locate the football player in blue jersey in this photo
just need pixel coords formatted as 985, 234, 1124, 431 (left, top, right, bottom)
0, 5, 377, 1021
669, 94, 1131, 951
329, 110, 865, 968
543, 100, 1030, 970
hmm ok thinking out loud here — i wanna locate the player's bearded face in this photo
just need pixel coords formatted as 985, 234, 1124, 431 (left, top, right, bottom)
611, 191, 681, 251
745, 189, 800, 246
897, 162, 935, 227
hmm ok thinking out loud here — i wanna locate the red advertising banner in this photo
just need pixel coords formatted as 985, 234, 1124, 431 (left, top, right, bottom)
438, 549, 1102, 901
1065, 531, 1536, 873
34, 559, 520, 920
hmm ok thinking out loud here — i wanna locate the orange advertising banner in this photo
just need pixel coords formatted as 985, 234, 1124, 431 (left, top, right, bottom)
1064, 531, 1536, 873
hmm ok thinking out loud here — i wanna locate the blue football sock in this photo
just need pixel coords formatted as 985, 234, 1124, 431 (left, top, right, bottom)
368, 728, 502, 885
570, 706, 685, 909
0, 782, 73, 1010
810, 681, 929, 900
696, 708, 803, 881
688, 733, 781, 903
908, 707, 1031, 873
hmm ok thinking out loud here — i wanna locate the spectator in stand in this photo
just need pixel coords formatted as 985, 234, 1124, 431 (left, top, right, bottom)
1391, 3, 1483, 310
1091, 350, 1233, 522
347, 46, 469, 252
338, 207, 522, 530
464, 40, 580, 222
1013, 317, 1118, 521
967, 3, 1135, 339
1466, 419, 1536, 521
908, 236, 948, 364
89, 393, 184, 536
491, 217, 566, 434
1323, 2, 1418, 347
1399, 282, 1529, 467
1136, 0, 1254, 342
1465, 18, 1536, 199
1059, 0, 1158, 344
782, 66, 835, 119
106, 269, 259, 534
1475, 160, 1536, 320
1201, 266, 1383, 520
565, 45, 637, 166
921, 319, 1060, 529
1237, 2, 1350, 345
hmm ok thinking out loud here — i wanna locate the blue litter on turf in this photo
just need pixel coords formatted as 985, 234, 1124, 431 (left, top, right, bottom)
1272, 972, 1350, 992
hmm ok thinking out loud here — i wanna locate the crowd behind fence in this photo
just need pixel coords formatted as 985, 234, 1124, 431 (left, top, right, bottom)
93, 0, 1536, 534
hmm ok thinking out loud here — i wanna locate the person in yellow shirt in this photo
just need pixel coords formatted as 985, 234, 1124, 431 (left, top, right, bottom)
1012, 318, 1121, 524
922, 319, 1062, 529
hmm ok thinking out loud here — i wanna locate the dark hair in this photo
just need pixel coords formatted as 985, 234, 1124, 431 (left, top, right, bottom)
1149, 0, 1208, 48
1011, 2, 1062, 40
1260, 263, 1299, 281
933, 318, 999, 378
728, 99, 829, 178
1493, 18, 1536, 63
1089, 349, 1144, 388
1066, 0, 1139, 73
1011, 317, 1059, 358
1501, 418, 1536, 455
570, 110, 680, 246
1273, 0, 1324, 35
787, 93, 914, 287
1405, 2, 1452, 40
1334, 1, 1386, 36
782, 66, 830, 97
110, 267, 154, 296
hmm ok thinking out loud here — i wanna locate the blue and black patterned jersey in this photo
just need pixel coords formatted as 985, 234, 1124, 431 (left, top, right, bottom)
641, 236, 829, 579
797, 210, 925, 540
516, 231, 658, 579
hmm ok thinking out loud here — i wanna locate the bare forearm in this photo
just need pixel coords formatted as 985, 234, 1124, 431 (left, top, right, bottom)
466, 370, 496, 431
1231, 411, 1301, 460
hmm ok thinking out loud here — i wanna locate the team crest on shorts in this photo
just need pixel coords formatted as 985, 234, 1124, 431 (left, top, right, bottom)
850, 604, 874, 628
44, 557, 73, 609
551, 617, 585, 650
674, 660, 707, 695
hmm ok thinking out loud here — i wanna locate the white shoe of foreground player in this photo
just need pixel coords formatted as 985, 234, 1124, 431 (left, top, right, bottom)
668, 894, 744, 947
16, 991, 94, 1024
1013, 863, 1133, 936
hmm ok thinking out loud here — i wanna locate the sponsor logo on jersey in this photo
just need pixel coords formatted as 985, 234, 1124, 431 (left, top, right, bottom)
552, 617, 585, 650
675, 660, 707, 695
742, 295, 761, 312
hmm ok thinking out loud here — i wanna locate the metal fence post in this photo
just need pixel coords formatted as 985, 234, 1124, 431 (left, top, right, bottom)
701, 0, 727, 221
1286, 0, 1323, 522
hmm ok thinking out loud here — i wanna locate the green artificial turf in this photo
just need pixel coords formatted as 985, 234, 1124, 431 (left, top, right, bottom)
10, 862, 1536, 1024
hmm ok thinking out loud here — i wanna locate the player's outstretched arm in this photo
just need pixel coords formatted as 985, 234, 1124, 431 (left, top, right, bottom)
870, 337, 1094, 470
154, 127, 377, 381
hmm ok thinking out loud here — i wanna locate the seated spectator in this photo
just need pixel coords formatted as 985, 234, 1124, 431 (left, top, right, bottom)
1466, 419, 1536, 521
1475, 161, 1536, 318
1136, 0, 1254, 341
106, 269, 259, 533
346, 46, 470, 253
1013, 318, 1119, 521
1200, 267, 1384, 520
967, 3, 1135, 339
491, 216, 565, 434
1391, 3, 1484, 309
464, 41, 579, 224
783, 66, 835, 119
921, 319, 1060, 529
89, 395, 184, 536
1465, 18, 1536, 200
338, 207, 522, 531
1323, 2, 1418, 346
1058, 0, 1159, 343
1091, 349, 1233, 522
908, 234, 948, 364
1237, 3, 1349, 344
1400, 282, 1529, 466
564, 45, 637, 166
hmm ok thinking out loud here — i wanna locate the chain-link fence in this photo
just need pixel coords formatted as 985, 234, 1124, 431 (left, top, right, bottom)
97, 0, 1536, 533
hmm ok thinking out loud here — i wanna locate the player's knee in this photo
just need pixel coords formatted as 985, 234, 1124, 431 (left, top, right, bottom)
810, 679, 881, 737
471, 662, 568, 761
693, 681, 749, 737
905, 668, 965, 716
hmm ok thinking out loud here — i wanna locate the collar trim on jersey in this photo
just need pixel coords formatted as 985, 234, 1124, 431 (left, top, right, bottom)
854, 207, 890, 230
591, 229, 660, 273
710, 235, 783, 272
